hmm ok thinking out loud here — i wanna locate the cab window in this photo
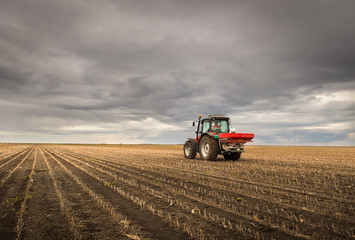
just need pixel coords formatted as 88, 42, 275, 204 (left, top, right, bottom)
219, 120, 229, 133
202, 120, 210, 133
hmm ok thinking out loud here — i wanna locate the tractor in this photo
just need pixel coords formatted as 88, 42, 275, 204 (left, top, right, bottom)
183, 115, 254, 161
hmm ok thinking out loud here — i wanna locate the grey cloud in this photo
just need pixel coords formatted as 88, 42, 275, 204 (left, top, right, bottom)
0, 0, 354, 144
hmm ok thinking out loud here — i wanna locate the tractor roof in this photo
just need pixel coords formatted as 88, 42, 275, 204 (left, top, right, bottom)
202, 115, 230, 121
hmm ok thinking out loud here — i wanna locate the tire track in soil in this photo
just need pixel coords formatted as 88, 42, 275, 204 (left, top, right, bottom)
43, 147, 193, 240
50, 146, 354, 240
20, 147, 75, 240
45, 147, 300, 240
0, 147, 35, 240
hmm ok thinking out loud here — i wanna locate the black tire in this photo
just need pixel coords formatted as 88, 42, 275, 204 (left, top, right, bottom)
184, 141, 197, 159
223, 152, 241, 161
199, 135, 219, 161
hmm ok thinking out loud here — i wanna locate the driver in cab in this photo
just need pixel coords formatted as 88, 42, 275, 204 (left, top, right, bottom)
212, 121, 222, 133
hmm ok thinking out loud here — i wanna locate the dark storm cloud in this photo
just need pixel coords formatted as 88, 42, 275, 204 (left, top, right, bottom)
0, 0, 354, 145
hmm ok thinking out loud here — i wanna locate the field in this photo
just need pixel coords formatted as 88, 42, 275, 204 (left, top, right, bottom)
0, 144, 354, 240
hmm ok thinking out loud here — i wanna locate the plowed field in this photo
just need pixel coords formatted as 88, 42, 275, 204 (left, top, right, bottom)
0, 144, 354, 240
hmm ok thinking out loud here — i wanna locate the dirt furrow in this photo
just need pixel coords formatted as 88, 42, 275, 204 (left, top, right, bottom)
0, 147, 35, 240
19, 148, 75, 240
15, 147, 38, 240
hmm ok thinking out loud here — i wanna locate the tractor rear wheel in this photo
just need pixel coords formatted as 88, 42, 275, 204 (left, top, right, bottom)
184, 140, 197, 159
199, 135, 218, 161
224, 152, 241, 161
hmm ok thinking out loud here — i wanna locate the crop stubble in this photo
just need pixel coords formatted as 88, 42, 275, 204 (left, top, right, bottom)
0, 144, 354, 240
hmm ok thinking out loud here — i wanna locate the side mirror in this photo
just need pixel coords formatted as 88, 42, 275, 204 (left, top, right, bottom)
192, 121, 195, 126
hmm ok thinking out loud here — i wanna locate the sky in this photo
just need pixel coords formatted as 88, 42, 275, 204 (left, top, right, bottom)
0, 0, 354, 145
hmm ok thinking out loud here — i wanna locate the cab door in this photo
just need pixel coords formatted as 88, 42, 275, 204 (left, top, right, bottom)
201, 120, 211, 134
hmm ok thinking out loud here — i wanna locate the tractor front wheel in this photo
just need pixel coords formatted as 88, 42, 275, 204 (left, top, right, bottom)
184, 140, 197, 159
199, 136, 218, 161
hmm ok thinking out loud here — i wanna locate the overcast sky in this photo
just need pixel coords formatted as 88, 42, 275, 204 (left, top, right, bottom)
0, 0, 354, 145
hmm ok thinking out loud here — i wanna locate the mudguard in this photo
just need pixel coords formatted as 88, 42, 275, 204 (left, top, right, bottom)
187, 138, 198, 153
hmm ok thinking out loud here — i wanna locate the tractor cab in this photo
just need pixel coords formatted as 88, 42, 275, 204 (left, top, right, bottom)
193, 115, 230, 140
201, 116, 230, 135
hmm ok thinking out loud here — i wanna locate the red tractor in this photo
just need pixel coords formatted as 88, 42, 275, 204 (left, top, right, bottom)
184, 115, 254, 161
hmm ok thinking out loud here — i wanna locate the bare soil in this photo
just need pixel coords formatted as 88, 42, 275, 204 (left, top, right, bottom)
0, 144, 354, 240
